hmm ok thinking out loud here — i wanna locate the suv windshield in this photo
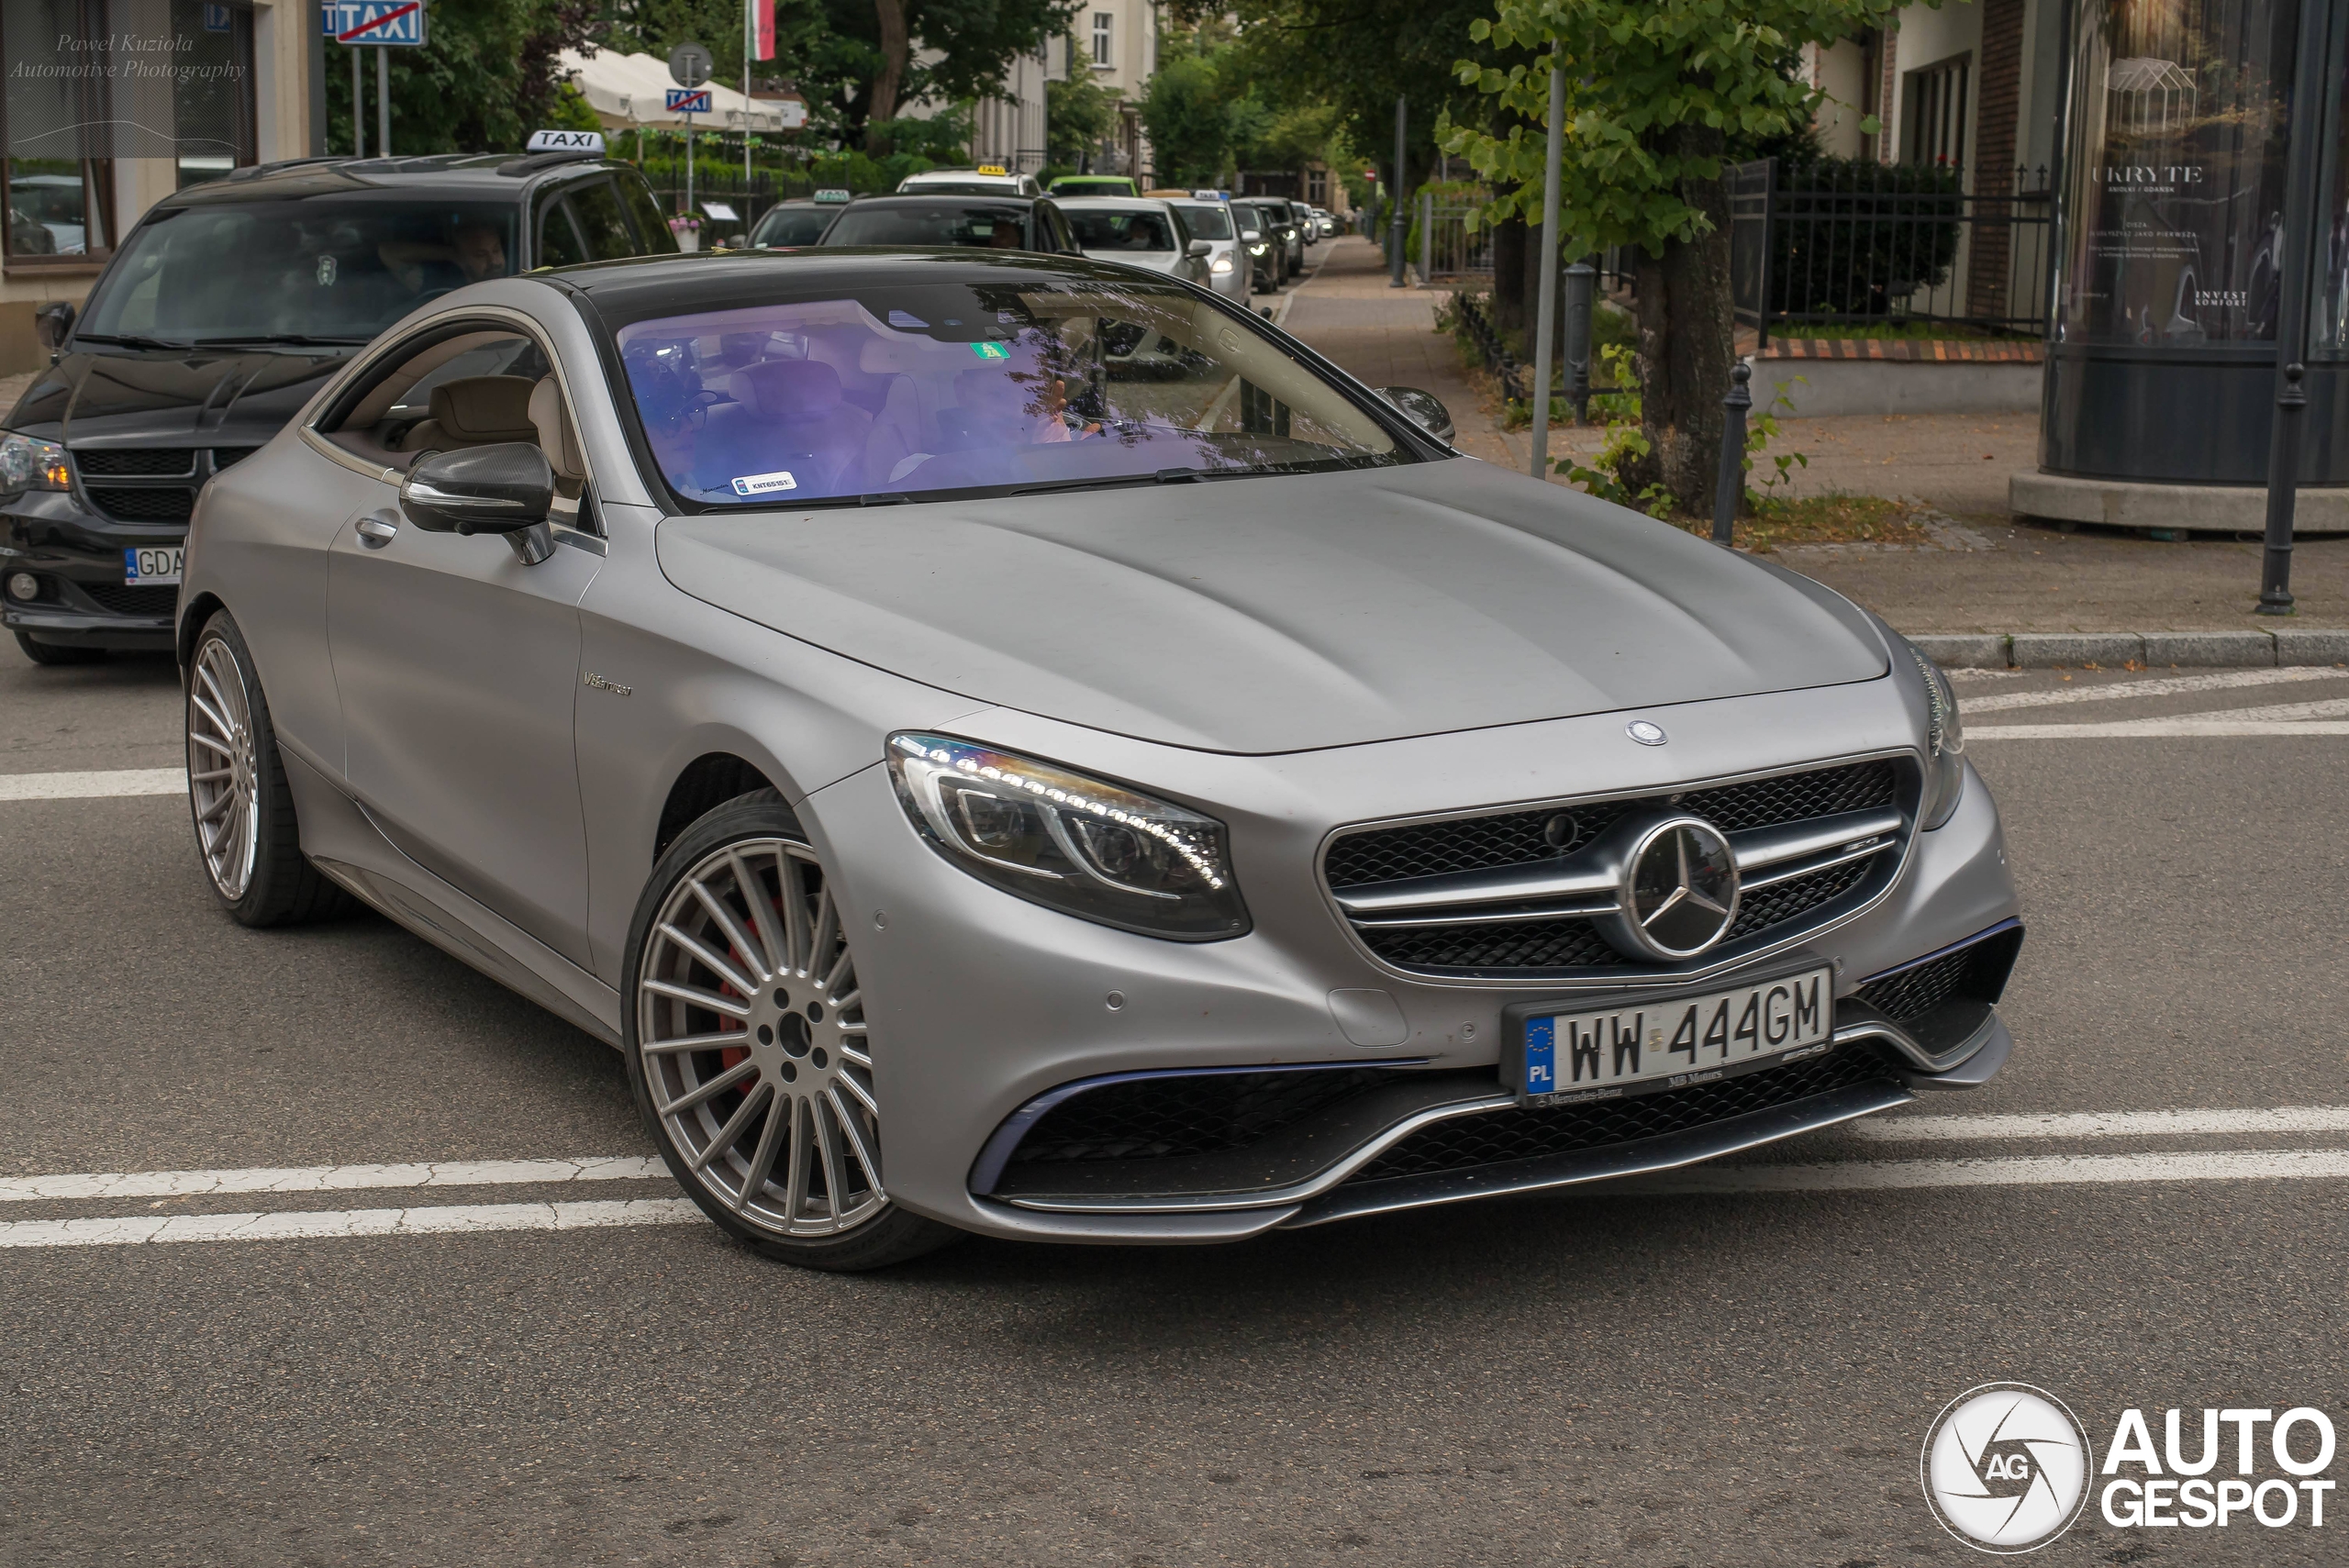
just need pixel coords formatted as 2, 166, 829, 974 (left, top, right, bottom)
822, 203, 1030, 248
752, 206, 837, 248
79, 199, 521, 344
612, 274, 1407, 506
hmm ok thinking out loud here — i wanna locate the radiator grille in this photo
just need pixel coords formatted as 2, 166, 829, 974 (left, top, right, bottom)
78, 583, 178, 617
74, 448, 196, 477
85, 486, 195, 523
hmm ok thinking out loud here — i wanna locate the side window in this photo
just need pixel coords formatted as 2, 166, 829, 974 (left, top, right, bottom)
616, 174, 680, 254
568, 180, 638, 261
321, 325, 553, 469
534, 192, 588, 269
1041, 204, 1074, 253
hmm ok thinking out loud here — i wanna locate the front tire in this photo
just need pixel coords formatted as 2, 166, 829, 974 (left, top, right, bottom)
185, 611, 351, 926
623, 790, 957, 1273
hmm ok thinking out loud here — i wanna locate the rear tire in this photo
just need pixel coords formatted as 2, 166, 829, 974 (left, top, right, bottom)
14, 631, 107, 666
185, 610, 353, 927
624, 788, 960, 1273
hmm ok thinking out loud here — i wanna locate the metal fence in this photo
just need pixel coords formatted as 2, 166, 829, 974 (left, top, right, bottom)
1417, 200, 1493, 281
1728, 159, 2052, 346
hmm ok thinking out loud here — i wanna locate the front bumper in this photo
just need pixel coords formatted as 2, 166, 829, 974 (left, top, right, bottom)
2, 492, 182, 651
800, 685, 2022, 1246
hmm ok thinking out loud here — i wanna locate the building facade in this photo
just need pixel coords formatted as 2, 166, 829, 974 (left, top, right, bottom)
1045, 0, 1155, 181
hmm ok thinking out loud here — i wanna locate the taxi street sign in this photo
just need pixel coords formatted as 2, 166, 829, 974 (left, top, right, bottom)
665, 87, 713, 115
323, 0, 426, 45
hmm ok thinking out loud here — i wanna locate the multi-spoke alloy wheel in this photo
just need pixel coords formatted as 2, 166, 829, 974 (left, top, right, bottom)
637, 832, 890, 1240
187, 634, 262, 900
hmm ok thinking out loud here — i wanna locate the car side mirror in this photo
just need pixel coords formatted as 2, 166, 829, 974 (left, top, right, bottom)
1186, 239, 1213, 259
399, 442, 557, 563
33, 301, 73, 352
1378, 385, 1456, 444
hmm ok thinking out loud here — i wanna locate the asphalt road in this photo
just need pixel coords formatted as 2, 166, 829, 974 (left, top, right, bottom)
6, 639, 2348, 1567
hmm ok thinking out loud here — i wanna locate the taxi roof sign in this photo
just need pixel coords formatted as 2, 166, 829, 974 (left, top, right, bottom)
974, 164, 1009, 177
526, 129, 606, 155
813, 188, 852, 203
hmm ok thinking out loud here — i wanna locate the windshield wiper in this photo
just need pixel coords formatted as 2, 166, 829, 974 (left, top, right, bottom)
188, 333, 372, 347
73, 332, 195, 350
1004, 468, 1249, 499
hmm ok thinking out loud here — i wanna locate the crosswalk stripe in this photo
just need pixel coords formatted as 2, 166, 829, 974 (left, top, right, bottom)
0, 1155, 667, 1204
1972, 720, 2349, 739
0, 1197, 703, 1250
1854, 1106, 2349, 1141
0, 769, 185, 801
1612, 1148, 2349, 1195
1961, 667, 2348, 714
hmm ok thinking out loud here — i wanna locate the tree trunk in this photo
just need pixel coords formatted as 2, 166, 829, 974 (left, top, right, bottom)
865, 0, 908, 150
1624, 124, 1735, 517
1490, 214, 1527, 339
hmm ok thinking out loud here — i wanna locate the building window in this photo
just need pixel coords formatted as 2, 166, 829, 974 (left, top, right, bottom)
171, 0, 259, 188
3, 0, 119, 262
1092, 11, 1113, 67
1904, 54, 1971, 168
1308, 169, 1328, 206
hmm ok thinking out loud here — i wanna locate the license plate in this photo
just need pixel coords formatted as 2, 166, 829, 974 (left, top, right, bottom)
1511, 966, 1833, 1106
125, 547, 183, 585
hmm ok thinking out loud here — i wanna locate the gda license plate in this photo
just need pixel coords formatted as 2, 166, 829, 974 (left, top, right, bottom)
1509, 966, 1833, 1106
124, 547, 184, 585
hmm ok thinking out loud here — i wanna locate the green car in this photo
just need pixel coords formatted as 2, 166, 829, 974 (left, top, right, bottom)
1046, 174, 1138, 198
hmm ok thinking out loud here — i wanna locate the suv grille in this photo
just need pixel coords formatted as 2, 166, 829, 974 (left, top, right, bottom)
74, 448, 197, 477
1008, 1068, 1394, 1166
1347, 1043, 1899, 1184
78, 583, 178, 617
84, 486, 195, 523
1325, 760, 1907, 977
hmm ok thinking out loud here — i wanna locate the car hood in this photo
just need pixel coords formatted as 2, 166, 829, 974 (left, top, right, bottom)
657, 458, 1889, 755
5, 345, 353, 450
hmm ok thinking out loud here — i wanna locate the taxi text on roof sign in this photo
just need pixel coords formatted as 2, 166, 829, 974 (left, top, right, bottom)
974, 165, 1009, 177
527, 129, 607, 154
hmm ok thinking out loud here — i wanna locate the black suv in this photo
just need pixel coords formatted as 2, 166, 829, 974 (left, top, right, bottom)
0, 150, 674, 663
815, 194, 1081, 254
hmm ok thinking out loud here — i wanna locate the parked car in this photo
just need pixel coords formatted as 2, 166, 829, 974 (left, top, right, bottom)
816, 195, 1079, 254
749, 198, 843, 250
1047, 175, 1139, 199
175, 246, 2021, 1273
1227, 200, 1281, 293
1257, 198, 1307, 275
1167, 197, 1251, 305
1055, 196, 1211, 287
0, 146, 675, 665
896, 166, 1043, 198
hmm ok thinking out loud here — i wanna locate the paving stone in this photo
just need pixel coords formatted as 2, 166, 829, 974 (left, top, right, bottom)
1907, 633, 2010, 668
2139, 630, 2277, 667
2273, 628, 2349, 665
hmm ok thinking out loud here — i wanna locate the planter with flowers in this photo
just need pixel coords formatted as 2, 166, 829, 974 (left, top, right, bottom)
668, 214, 700, 253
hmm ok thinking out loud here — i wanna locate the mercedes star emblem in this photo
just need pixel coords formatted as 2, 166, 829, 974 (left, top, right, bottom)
1611, 817, 1741, 960
1627, 719, 1667, 746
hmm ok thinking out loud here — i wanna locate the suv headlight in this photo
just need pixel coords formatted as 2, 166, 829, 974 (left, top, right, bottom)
1901, 639, 1967, 828
887, 733, 1251, 940
0, 430, 69, 496
1209, 252, 1235, 274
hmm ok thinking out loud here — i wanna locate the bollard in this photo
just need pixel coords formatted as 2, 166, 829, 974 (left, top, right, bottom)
1712, 361, 1752, 548
1563, 260, 1595, 423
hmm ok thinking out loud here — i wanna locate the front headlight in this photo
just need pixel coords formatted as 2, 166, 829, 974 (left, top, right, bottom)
1903, 639, 1967, 829
0, 430, 70, 496
886, 733, 1251, 940
1209, 252, 1234, 274
1248, 242, 1268, 256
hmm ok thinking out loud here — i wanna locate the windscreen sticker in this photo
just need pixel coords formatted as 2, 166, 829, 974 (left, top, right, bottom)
969, 341, 1009, 360
729, 470, 799, 496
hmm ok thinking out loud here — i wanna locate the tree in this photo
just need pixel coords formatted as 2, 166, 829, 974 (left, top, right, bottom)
1446, 0, 1900, 515
328, 0, 601, 155
819, 0, 1081, 150
1137, 32, 1239, 186
1046, 50, 1123, 165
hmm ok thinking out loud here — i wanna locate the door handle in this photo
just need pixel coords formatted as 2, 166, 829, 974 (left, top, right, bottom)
354, 513, 400, 548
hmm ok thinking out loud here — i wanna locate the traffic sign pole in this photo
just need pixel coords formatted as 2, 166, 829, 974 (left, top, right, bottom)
378, 45, 390, 157
352, 44, 364, 157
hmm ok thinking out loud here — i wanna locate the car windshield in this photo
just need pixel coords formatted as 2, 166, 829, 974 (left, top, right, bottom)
1172, 204, 1232, 239
821, 204, 1030, 250
612, 273, 1407, 506
752, 206, 836, 248
78, 199, 520, 344
1065, 208, 1175, 253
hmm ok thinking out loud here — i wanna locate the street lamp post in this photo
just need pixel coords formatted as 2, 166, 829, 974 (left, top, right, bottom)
2257, 0, 2335, 614
1389, 96, 1407, 288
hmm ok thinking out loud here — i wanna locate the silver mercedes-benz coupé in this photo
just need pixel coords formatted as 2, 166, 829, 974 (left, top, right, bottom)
176, 250, 2021, 1270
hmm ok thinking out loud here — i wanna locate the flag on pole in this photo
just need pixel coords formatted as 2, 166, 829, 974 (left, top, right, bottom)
754, 0, 774, 60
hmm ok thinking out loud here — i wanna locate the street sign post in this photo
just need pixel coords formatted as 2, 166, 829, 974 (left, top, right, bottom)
323, 1, 426, 158
668, 44, 714, 226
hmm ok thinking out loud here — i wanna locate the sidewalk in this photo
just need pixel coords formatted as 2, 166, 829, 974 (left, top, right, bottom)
1279, 240, 2349, 635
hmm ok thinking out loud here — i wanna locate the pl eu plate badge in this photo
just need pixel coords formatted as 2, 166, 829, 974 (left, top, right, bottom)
1522, 1018, 1558, 1096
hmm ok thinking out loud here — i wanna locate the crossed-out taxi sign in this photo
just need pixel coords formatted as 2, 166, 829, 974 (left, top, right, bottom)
322, 0, 426, 45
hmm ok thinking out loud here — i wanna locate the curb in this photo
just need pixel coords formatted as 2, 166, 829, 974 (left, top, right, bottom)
1909, 629, 2349, 669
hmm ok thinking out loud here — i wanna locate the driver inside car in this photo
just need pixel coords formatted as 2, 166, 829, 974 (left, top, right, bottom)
377, 220, 510, 295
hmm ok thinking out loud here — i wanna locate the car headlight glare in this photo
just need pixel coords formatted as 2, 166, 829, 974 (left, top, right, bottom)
1905, 640, 1967, 829
0, 430, 70, 496
886, 733, 1250, 940
1248, 242, 1267, 255
1209, 252, 1234, 274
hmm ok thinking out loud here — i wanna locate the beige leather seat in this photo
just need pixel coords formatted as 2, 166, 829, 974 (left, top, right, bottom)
397, 374, 542, 452
529, 375, 584, 496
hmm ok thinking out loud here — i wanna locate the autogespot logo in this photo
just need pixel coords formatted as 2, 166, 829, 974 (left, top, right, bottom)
1921, 1384, 2094, 1552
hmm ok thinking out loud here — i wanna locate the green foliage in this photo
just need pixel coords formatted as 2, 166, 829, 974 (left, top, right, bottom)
1766, 157, 1962, 317
810, 0, 1080, 146
1564, 345, 1669, 516
327, 0, 599, 155
1441, 0, 1908, 258
544, 83, 605, 135
1140, 23, 1360, 186
1047, 61, 1125, 162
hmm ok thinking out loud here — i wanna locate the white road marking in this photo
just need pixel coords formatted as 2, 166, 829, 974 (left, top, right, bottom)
0, 1155, 667, 1205
1854, 1106, 2349, 1141
1961, 666, 2347, 715
1974, 719, 2349, 739
0, 768, 185, 801
1613, 1148, 2349, 1195
0, 1198, 702, 1250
